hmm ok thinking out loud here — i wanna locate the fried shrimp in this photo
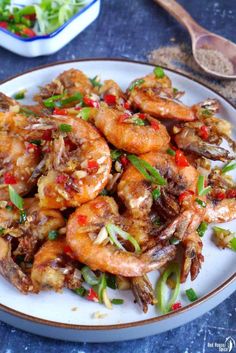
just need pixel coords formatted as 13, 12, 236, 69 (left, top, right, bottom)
93, 106, 170, 154
0, 132, 41, 200
35, 68, 94, 103
127, 72, 195, 121
38, 116, 111, 208
0, 198, 65, 293
31, 237, 82, 292
67, 196, 176, 277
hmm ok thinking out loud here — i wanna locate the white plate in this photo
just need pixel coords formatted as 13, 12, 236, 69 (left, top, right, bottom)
0, 0, 100, 57
0, 59, 235, 342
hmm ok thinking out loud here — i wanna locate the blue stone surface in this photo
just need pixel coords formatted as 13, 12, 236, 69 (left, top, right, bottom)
0, 0, 235, 351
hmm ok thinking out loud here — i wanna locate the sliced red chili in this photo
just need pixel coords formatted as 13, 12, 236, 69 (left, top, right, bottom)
63, 245, 75, 259
199, 125, 209, 140
21, 28, 36, 37
214, 191, 226, 200
120, 155, 129, 167
118, 113, 129, 123
42, 129, 52, 141
150, 120, 160, 130
104, 94, 116, 105
171, 302, 182, 311
226, 189, 236, 199
56, 174, 68, 184
124, 101, 131, 110
138, 113, 146, 120
175, 150, 189, 168
26, 143, 40, 155
87, 160, 99, 173
0, 22, 8, 29
77, 214, 88, 226
3, 173, 17, 185
178, 190, 194, 203
83, 97, 100, 108
53, 107, 68, 115
86, 288, 99, 302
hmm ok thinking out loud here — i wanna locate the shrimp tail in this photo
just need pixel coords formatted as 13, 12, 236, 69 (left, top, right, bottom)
144, 244, 176, 270
131, 275, 155, 313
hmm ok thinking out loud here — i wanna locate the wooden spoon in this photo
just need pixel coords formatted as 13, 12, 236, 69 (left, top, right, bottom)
154, 0, 236, 79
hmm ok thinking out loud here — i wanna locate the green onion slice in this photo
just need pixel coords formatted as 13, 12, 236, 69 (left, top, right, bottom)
43, 94, 64, 108
230, 238, 236, 251
129, 79, 144, 91
170, 237, 180, 245
130, 117, 146, 126
152, 188, 161, 200
195, 198, 206, 208
128, 155, 166, 185
74, 286, 88, 297
106, 274, 117, 289
197, 221, 208, 237
14, 89, 26, 100
0, 227, 5, 236
90, 76, 102, 88
156, 262, 180, 314
185, 288, 198, 302
111, 299, 124, 305
166, 148, 176, 156
8, 186, 24, 210
97, 273, 107, 303
197, 175, 212, 196
78, 107, 91, 121
19, 210, 27, 224
48, 230, 58, 240
154, 66, 165, 78
56, 93, 83, 107
81, 266, 99, 286
59, 124, 72, 133
111, 149, 122, 161
106, 223, 141, 253
222, 161, 236, 174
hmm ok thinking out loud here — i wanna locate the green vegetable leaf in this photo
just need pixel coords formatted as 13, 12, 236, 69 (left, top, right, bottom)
59, 123, 72, 132
154, 66, 165, 78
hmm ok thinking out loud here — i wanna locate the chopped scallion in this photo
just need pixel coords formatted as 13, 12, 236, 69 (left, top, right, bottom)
106, 274, 117, 289
128, 155, 166, 186
8, 185, 24, 210
197, 175, 212, 196
230, 238, 236, 251
30, 139, 41, 146
81, 266, 99, 286
185, 288, 198, 302
129, 79, 144, 91
152, 188, 161, 200
111, 149, 122, 161
156, 263, 180, 314
0, 227, 5, 235
170, 237, 180, 245
90, 76, 102, 88
78, 107, 91, 121
14, 89, 26, 100
111, 299, 124, 305
19, 210, 27, 224
74, 286, 87, 297
56, 93, 83, 107
222, 161, 236, 174
106, 223, 141, 253
197, 221, 208, 237
59, 124, 72, 133
154, 66, 165, 78
195, 198, 206, 208
43, 94, 64, 108
166, 148, 176, 156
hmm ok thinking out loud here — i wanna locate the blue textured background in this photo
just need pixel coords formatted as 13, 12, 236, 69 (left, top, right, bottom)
0, 0, 235, 351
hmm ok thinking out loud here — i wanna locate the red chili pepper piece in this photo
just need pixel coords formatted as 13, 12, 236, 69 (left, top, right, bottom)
118, 113, 129, 123
21, 27, 36, 37
226, 189, 236, 199
77, 214, 88, 226
178, 190, 194, 203
53, 107, 68, 115
175, 150, 189, 168
3, 172, 17, 185
104, 94, 116, 105
87, 160, 99, 173
0, 22, 8, 29
138, 113, 146, 120
199, 125, 209, 140
120, 155, 129, 167
214, 191, 226, 200
124, 101, 131, 110
86, 288, 99, 302
42, 129, 52, 141
63, 245, 75, 259
56, 174, 68, 184
26, 143, 40, 155
83, 97, 100, 108
150, 120, 160, 130
171, 302, 182, 311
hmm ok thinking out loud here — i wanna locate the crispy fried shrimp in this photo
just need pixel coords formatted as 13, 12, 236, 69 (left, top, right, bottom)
204, 198, 236, 223
38, 116, 111, 208
0, 237, 34, 293
35, 69, 93, 104
0, 198, 65, 261
67, 196, 176, 277
31, 237, 82, 292
118, 151, 199, 218
94, 106, 170, 154
181, 232, 203, 282
127, 73, 195, 121
174, 121, 236, 161
99, 80, 125, 100
0, 93, 20, 112
0, 132, 41, 200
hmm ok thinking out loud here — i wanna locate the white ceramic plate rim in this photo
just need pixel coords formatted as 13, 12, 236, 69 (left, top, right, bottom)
0, 58, 235, 331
